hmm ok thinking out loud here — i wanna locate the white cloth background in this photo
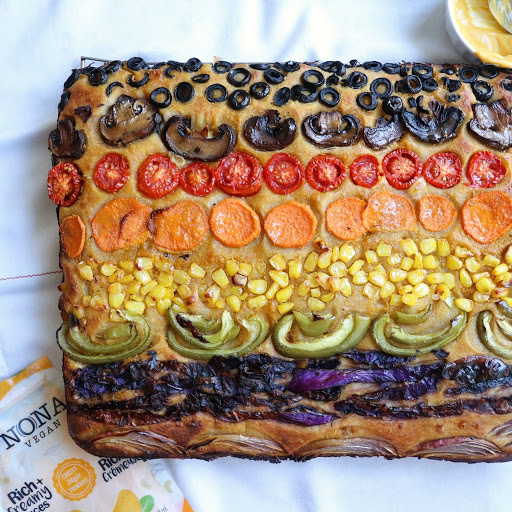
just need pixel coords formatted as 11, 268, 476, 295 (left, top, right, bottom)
0, 0, 509, 510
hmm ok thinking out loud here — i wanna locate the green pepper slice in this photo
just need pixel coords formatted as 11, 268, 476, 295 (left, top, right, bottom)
496, 317, 512, 340
477, 310, 512, 360
67, 322, 138, 355
292, 311, 335, 337
394, 303, 433, 325
497, 300, 512, 320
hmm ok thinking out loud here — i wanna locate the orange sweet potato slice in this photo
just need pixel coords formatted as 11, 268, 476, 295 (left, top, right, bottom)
210, 198, 261, 248
264, 201, 317, 248
325, 197, 367, 241
150, 200, 208, 252
418, 195, 457, 232
363, 190, 416, 232
59, 214, 86, 259
462, 190, 512, 244
91, 198, 151, 252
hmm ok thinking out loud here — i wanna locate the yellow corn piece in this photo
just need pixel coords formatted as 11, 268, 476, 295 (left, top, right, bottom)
505, 246, 512, 266
332, 246, 340, 262
446, 255, 463, 271
389, 268, 407, 282
483, 254, 501, 268
173, 269, 191, 286
239, 263, 253, 276
454, 246, 472, 258
321, 292, 335, 303
225, 259, 240, 276
289, 260, 302, 279
171, 297, 187, 313
315, 272, 330, 289
108, 292, 125, 309
247, 295, 267, 310
157, 272, 174, 287
365, 250, 378, 265
317, 250, 332, 269
423, 255, 438, 270
369, 271, 387, 287
339, 278, 352, 298
362, 283, 378, 300
269, 270, 289, 287
376, 242, 392, 257
413, 283, 430, 298
473, 291, 490, 303
407, 269, 426, 286
156, 298, 172, 315
226, 295, 242, 312
437, 239, 451, 257
297, 280, 311, 297
135, 257, 153, 270
82, 294, 91, 307
426, 272, 444, 284
126, 281, 141, 295
348, 259, 364, 276
107, 282, 123, 294
459, 269, 472, 288
119, 274, 134, 285
380, 281, 395, 299
339, 244, 356, 263
304, 252, 319, 272
140, 280, 158, 296
387, 253, 401, 266
436, 284, 451, 301
176, 285, 191, 299
375, 263, 386, 274
266, 282, 280, 299
492, 287, 508, 299
118, 260, 135, 273
492, 263, 509, 276
476, 277, 495, 294
307, 297, 326, 312
444, 273, 456, 289
328, 277, 341, 292
130, 294, 144, 303
398, 284, 414, 295
229, 285, 243, 296
310, 288, 321, 298
278, 302, 294, 314
465, 257, 481, 273
400, 239, 418, 256
204, 284, 221, 302
125, 300, 146, 315
100, 263, 117, 277
78, 264, 94, 281
412, 253, 423, 270
455, 298, 474, 312
419, 238, 436, 255
269, 254, 287, 271
149, 284, 166, 300
390, 294, 401, 306
401, 293, 418, 306
329, 261, 346, 278
276, 285, 293, 303
352, 270, 368, 285
400, 257, 414, 271
188, 263, 206, 279
211, 268, 229, 288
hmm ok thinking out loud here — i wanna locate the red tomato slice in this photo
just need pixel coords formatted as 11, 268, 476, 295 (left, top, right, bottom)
179, 162, 216, 196
467, 151, 507, 189
305, 155, 346, 192
137, 154, 179, 199
264, 153, 304, 194
215, 152, 263, 197
93, 153, 130, 193
47, 162, 82, 207
423, 152, 462, 189
382, 149, 422, 190
350, 155, 380, 188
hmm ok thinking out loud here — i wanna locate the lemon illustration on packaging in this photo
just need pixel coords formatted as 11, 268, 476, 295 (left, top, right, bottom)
112, 490, 142, 512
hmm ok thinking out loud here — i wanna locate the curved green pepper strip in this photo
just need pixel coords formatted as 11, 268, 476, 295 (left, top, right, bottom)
477, 311, 512, 360
67, 323, 138, 354
182, 314, 221, 333
394, 303, 433, 325
292, 311, 335, 337
372, 310, 467, 356
497, 300, 512, 320
496, 317, 512, 340
166, 315, 268, 360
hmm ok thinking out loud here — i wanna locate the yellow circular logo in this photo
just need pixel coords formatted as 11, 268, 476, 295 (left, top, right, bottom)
52, 458, 96, 501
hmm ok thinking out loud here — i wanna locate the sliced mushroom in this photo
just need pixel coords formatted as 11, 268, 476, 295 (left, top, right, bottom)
468, 100, 512, 149
99, 94, 161, 146
243, 109, 296, 151
363, 114, 405, 149
48, 118, 86, 158
400, 99, 464, 143
302, 111, 361, 147
163, 115, 235, 161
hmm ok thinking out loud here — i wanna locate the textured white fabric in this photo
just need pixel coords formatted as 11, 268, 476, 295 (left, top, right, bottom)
0, 1, 509, 510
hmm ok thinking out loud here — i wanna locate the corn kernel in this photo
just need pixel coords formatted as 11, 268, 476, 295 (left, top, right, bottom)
107, 282, 123, 294
476, 277, 495, 294
402, 293, 418, 306
172, 269, 190, 286
212, 268, 229, 288
255, 261, 266, 276
413, 283, 430, 298
78, 264, 94, 281
278, 302, 294, 314
375, 263, 386, 273
365, 250, 378, 265
328, 277, 341, 292
308, 274, 319, 288
307, 297, 326, 312
125, 300, 146, 315
376, 242, 392, 257
496, 272, 512, 286
248, 279, 268, 295
387, 253, 401, 266
225, 259, 240, 276
82, 294, 91, 307
444, 273, 456, 289
140, 280, 157, 296
144, 294, 156, 308
504, 297, 512, 308
119, 273, 135, 285
304, 252, 319, 272
100, 263, 117, 277
289, 260, 302, 279
310, 287, 321, 298
389, 269, 407, 282
108, 269, 124, 283
380, 281, 395, 299
204, 284, 221, 302
459, 269, 472, 288
407, 269, 426, 286
321, 292, 335, 303
426, 272, 444, 284
362, 283, 378, 300
423, 255, 438, 270
247, 295, 267, 310
186, 263, 205, 279
352, 270, 368, 285
492, 287, 509, 299
149, 284, 166, 300
315, 272, 330, 289
135, 257, 152, 271
465, 257, 481, 273
455, 246, 472, 258
436, 284, 451, 301
213, 298, 224, 309
390, 294, 401, 306
437, 239, 451, 257
332, 246, 340, 262
419, 238, 436, 255
412, 253, 423, 270
171, 297, 187, 312
400, 257, 413, 271
492, 263, 509, 276
317, 250, 332, 269
505, 246, 512, 266
87, 257, 99, 269
473, 291, 490, 303
369, 271, 387, 287
483, 255, 501, 268
275, 285, 293, 303
226, 295, 242, 312
348, 259, 364, 276
400, 239, 418, 256
239, 292, 248, 301
238, 263, 253, 276
269, 254, 287, 271
163, 288, 174, 300
130, 294, 144, 303
269, 270, 289, 287
229, 285, 243, 297
157, 272, 174, 287
155, 298, 172, 315
265, 282, 280, 299
398, 284, 414, 295
338, 244, 356, 263
71, 304, 85, 320
339, 278, 352, 297
297, 280, 311, 297
109, 292, 125, 309
446, 255, 463, 271
455, 298, 473, 312
154, 259, 173, 273
126, 281, 141, 295
118, 260, 134, 273
328, 261, 346, 278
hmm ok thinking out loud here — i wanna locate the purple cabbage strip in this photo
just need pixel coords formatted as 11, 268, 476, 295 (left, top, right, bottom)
279, 407, 335, 426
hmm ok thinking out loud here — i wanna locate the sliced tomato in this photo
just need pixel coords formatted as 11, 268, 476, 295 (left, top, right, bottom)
264, 153, 304, 194
215, 152, 263, 197
179, 162, 216, 196
423, 152, 462, 189
467, 151, 507, 188
350, 155, 380, 188
382, 149, 422, 190
93, 153, 130, 193
305, 155, 346, 192
47, 162, 82, 207
137, 154, 179, 199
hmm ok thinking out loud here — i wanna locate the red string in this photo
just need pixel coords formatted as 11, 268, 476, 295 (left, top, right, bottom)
0, 271, 62, 281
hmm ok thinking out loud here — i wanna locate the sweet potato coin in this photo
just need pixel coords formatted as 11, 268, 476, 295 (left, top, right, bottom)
264, 201, 317, 248
462, 190, 512, 244
363, 190, 416, 232
150, 200, 208, 252
59, 215, 86, 259
326, 197, 367, 240
210, 198, 261, 248
418, 195, 457, 232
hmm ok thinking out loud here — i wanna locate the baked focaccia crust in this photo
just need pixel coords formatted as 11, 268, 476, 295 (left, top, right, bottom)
49, 58, 512, 462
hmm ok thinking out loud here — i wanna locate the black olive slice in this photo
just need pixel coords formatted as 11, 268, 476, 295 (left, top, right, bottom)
302, 111, 361, 147
106, 81, 124, 97
441, 66, 456, 75
412, 64, 433, 79
319, 87, 340, 107
264, 68, 285, 84
58, 91, 70, 112
356, 92, 378, 111
447, 94, 460, 102
319, 61, 345, 76
468, 101, 512, 149
250, 63, 271, 70
383, 96, 404, 115
166, 60, 183, 70
301, 69, 325, 88
502, 76, 512, 91
383, 63, 400, 74
349, 59, 360, 67
370, 78, 392, 98
445, 78, 462, 92
213, 61, 233, 73
80, 64, 95, 75
127, 72, 150, 88
126, 57, 146, 71
88, 68, 108, 86
163, 115, 236, 161
399, 66, 410, 77
150, 87, 172, 108
250, 82, 270, 99
363, 114, 405, 150
103, 60, 121, 74
407, 97, 418, 108
472, 80, 494, 102
281, 61, 300, 72
228, 89, 250, 110
183, 58, 202, 72
205, 84, 228, 103
49, 118, 86, 158
164, 67, 179, 78
363, 61, 382, 71
421, 78, 439, 92
227, 67, 251, 86
243, 110, 296, 151
345, 71, 368, 89
273, 87, 291, 106
458, 66, 478, 83
298, 86, 318, 103
479, 64, 499, 79
64, 69, 80, 89
326, 74, 340, 86
175, 82, 195, 102
150, 62, 166, 69
192, 73, 210, 83
290, 84, 302, 101
396, 75, 422, 94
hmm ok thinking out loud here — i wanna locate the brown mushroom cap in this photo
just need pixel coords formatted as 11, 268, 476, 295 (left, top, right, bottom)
162, 115, 235, 161
48, 118, 86, 158
468, 100, 512, 150
99, 95, 161, 146
302, 111, 361, 147
243, 110, 296, 151
363, 115, 405, 150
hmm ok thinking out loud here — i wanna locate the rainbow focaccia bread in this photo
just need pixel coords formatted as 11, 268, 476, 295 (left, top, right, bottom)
49, 57, 512, 462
